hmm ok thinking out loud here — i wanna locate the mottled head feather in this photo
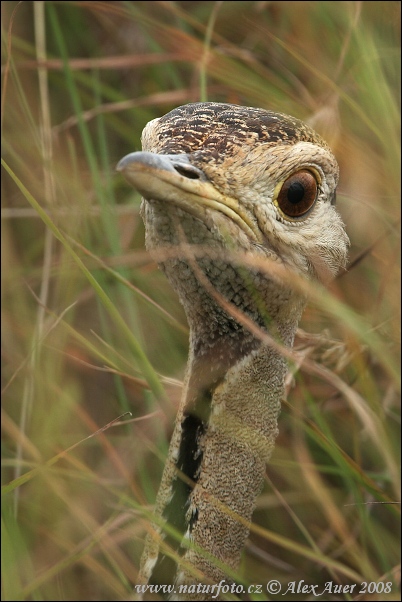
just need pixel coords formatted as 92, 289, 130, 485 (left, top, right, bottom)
143, 102, 329, 161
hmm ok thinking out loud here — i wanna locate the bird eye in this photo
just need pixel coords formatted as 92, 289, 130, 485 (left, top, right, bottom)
275, 170, 318, 219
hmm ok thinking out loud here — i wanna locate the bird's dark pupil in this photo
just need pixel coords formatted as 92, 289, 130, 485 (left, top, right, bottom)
287, 181, 305, 204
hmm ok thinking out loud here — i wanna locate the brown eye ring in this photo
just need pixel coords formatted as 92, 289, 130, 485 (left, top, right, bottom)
274, 170, 318, 219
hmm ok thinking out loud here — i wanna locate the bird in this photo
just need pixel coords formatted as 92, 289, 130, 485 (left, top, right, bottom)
117, 102, 349, 600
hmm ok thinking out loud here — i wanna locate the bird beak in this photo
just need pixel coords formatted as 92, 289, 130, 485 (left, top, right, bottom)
116, 151, 264, 245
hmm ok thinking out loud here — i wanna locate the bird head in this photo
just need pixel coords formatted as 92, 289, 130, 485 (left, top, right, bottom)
118, 103, 348, 280
117, 103, 349, 338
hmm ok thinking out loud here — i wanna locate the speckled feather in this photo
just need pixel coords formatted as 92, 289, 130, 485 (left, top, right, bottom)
142, 102, 329, 157
123, 103, 349, 600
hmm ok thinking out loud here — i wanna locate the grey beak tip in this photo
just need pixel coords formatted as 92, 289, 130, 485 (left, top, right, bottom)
116, 152, 139, 173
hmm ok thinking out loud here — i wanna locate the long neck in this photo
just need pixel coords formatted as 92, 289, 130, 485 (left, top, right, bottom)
137, 302, 300, 599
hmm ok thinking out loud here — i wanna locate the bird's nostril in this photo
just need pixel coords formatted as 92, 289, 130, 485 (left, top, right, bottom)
173, 164, 201, 179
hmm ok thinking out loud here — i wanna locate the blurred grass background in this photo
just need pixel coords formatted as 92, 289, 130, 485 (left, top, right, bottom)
1, 1, 400, 600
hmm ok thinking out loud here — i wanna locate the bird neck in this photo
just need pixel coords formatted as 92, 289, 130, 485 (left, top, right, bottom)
139, 285, 303, 597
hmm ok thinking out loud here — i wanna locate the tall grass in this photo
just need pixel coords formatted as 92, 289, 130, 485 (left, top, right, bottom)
2, 2, 400, 600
